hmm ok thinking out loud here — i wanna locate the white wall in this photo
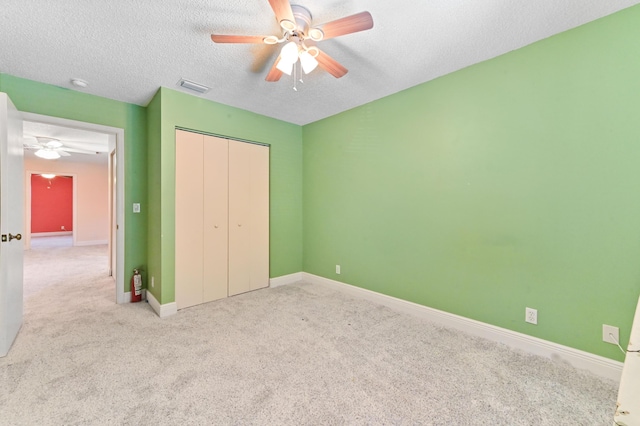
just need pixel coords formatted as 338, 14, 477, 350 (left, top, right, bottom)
24, 154, 108, 245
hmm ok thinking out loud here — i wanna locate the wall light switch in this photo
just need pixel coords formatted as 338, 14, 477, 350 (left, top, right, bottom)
133, 203, 140, 213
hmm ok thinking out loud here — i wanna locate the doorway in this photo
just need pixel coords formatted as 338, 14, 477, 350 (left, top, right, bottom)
21, 112, 125, 304
29, 173, 75, 242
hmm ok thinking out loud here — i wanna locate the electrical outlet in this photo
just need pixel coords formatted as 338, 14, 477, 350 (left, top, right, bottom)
336, 265, 341, 274
603, 324, 619, 345
133, 203, 141, 213
525, 307, 537, 325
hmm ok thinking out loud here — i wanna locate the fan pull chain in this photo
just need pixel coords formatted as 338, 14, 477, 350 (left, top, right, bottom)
292, 61, 304, 91
299, 60, 304, 84
293, 61, 298, 91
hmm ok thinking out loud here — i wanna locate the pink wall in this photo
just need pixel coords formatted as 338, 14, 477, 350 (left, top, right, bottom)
31, 174, 73, 232
25, 155, 109, 245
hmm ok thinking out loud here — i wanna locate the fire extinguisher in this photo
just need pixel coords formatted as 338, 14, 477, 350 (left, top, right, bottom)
131, 268, 142, 303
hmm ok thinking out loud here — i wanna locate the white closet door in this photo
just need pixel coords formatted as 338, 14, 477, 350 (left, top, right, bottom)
175, 130, 205, 310
228, 141, 269, 296
203, 135, 229, 303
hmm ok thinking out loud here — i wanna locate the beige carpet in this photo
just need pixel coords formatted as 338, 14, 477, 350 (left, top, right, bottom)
0, 242, 618, 424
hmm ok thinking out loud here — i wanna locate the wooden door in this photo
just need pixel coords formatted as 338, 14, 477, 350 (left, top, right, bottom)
175, 130, 205, 310
228, 141, 269, 296
0, 93, 24, 357
203, 135, 228, 303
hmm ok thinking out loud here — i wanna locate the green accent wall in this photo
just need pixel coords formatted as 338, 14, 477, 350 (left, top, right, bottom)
302, 5, 640, 361
147, 87, 302, 305
146, 89, 162, 302
0, 74, 148, 293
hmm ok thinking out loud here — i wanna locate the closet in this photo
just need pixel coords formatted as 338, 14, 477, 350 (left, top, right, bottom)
175, 129, 269, 310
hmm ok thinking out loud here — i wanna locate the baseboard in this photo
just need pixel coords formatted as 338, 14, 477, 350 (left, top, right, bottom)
300, 272, 623, 383
74, 239, 108, 246
146, 290, 177, 318
269, 272, 304, 288
31, 231, 72, 237
121, 289, 146, 304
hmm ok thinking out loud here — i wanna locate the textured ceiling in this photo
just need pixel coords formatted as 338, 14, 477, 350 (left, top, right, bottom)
1, 0, 639, 126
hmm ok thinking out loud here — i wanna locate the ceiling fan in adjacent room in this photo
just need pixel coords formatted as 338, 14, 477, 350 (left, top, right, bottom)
210, 0, 373, 84
23, 136, 102, 160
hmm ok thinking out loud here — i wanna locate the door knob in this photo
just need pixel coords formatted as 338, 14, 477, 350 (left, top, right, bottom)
9, 233, 21, 241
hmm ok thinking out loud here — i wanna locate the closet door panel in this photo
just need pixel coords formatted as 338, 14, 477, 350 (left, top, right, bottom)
175, 130, 204, 310
248, 143, 269, 291
203, 136, 229, 303
228, 141, 252, 296
228, 141, 269, 296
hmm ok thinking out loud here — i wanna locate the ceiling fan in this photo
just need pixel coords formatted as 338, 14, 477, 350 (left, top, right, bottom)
23, 136, 102, 160
210, 0, 373, 82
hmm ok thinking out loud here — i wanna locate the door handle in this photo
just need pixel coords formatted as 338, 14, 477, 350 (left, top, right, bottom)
9, 233, 21, 241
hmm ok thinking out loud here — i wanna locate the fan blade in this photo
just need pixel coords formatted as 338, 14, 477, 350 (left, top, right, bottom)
211, 34, 268, 44
316, 50, 348, 78
60, 147, 100, 155
265, 56, 284, 82
251, 43, 278, 73
58, 150, 71, 157
268, 0, 294, 25
60, 140, 109, 152
315, 11, 373, 40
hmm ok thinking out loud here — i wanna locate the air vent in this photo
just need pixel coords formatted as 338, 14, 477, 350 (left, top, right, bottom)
177, 78, 210, 94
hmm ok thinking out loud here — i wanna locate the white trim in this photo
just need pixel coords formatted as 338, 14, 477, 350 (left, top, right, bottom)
21, 112, 125, 305
146, 290, 178, 318
74, 239, 108, 246
300, 272, 623, 383
122, 289, 147, 304
614, 296, 640, 424
269, 272, 303, 288
30, 231, 72, 237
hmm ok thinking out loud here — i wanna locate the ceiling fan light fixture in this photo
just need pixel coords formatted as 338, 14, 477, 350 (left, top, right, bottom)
46, 140, 63, 149
280, 19, 296, 32
280, 41, 299, 64
309, 28, 324, 41
35, 149, 61, 160
306, 46, 320, 58
41, 173, 56, 179
276, 59, 294, 76
299, 50, 318, 74
263, 35, 279, 45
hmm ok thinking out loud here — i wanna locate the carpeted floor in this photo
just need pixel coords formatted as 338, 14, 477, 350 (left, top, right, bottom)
0, 242, 618, 425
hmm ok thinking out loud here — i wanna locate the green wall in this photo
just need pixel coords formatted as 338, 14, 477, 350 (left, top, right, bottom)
147, 88, 303, 304
302, 6, 640, 361
0, 74, 148, 293
146, 89, 162, 301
